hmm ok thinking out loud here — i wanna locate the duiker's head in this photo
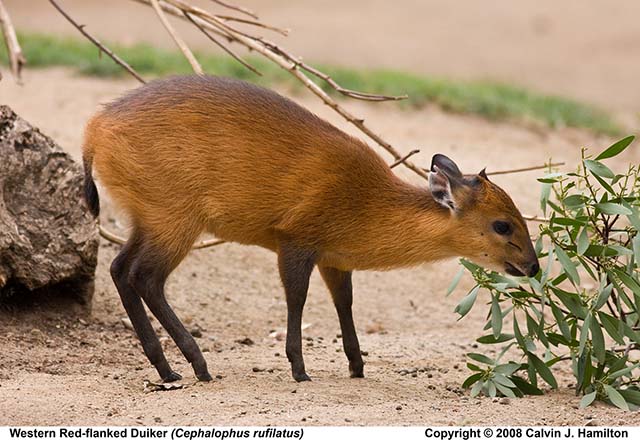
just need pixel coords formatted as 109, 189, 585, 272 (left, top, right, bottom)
429, 154, 539, 277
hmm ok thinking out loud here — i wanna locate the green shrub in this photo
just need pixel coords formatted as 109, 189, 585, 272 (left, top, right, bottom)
450, 135, 640, 410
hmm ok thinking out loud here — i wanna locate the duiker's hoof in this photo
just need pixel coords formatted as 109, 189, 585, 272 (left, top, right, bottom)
196, 371, 213, 382
349, 362, 364, 378
293, 372, 312, 382
162, 371, 183, 382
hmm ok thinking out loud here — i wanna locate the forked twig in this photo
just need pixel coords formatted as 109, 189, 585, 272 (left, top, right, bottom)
150, 0, 203, 74
390, 149, 420, 169
0, 0, 25, 83
184, 11, 261, 76
48, 0, 146, 83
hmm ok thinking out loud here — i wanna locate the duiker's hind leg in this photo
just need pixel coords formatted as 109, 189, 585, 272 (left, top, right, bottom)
318, 266, 364, 378
129, 237, 212, 382
277, 241, 316, 382
110, 232, 181, 382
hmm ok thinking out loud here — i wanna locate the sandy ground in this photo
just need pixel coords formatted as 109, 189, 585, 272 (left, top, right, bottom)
5, 0, 640, 117
1, 67, 639, 426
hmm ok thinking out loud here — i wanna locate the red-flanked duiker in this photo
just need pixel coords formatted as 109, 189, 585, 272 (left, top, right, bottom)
82, 75, 539, 383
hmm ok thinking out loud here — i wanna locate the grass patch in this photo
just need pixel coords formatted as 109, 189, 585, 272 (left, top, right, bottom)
1, 32, 621, 135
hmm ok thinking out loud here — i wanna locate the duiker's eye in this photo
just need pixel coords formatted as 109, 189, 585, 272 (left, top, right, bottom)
493, 221, 512, 236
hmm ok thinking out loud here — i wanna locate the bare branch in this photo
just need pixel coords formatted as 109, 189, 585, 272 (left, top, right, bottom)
215, 15, 289, 36
208, 0, 258, 19
522, 214, 550, 222
49, 0, 146, 84
150, 0, 431, 179
100, 225, 226, 249
487, 161, 565, 176
184, 11, 261, 76
0, 0, 26, 83
150, 0, 203, 75
389, 149, 420, 169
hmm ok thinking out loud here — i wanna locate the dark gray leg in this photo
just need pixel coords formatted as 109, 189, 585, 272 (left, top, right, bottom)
278, 242, 316, 382
319, 266, 364, 378
128, 244, 212, 382
110, 233, 180, 382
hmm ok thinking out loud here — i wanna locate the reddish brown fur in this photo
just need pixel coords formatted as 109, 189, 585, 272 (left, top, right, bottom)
83, 75, 539, 382
85, 76, 535, 274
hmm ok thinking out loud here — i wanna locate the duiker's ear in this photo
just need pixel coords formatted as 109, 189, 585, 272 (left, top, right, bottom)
431, 154, 463, 180
429, 165, 457, 211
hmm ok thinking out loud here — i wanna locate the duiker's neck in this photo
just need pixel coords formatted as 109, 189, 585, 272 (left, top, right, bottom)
322, 181, 460, 271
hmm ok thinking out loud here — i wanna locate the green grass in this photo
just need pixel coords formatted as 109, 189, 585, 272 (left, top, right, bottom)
1, 32, 622, 135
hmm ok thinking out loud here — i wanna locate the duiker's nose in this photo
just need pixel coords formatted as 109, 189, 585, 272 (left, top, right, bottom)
527, 261, 540, 277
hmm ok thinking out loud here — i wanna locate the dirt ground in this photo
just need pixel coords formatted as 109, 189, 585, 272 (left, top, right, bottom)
1, 67, 639, 426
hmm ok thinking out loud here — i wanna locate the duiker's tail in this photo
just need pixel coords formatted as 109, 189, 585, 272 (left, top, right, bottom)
83, 155, 100, 217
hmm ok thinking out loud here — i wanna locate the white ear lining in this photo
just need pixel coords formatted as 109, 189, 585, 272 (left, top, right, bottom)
429, 166, 457, 211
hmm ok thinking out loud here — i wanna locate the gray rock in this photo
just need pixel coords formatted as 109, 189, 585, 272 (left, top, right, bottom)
0, 105, 98, 304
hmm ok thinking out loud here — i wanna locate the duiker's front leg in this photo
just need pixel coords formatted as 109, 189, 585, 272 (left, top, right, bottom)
277, 241, 316, 382
318, 266, 364, 378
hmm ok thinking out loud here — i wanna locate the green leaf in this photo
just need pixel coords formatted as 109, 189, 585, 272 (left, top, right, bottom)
607, 362, 640, 381
477, 333, 514, 344
540, 182, 551, 213
619, 389, 640, 406
577, 227, 589, 255
595, 135, 635, 160
584, 159, 615, 179
551, 286, 587, 319
551, 303, 571, 340
563, 194, 587, 208
494, 363, 521, 376
633, 235, 640, 268
604, 384, 630, 411
470, 380, 483, 397
613, 268, 640, 298
491, 296, 503, 338
511, 375, 543, 395
589, 319, 606, 363
579, 391, 597, 409
446, 266, 465, 297
528, 353, 558, 389
578, 312, 592, 355
593, 283, 613, 310
598, 311, 626, 345
487, 380, 497, 398
576, 349, 592, 393
467, 353, 494, 365
554, 246, 580, 285
493, 373, 517, 388
462, 373, 483, 389
596, 203, 632, 215
454, 286, 479, 318
494, 383, 516, 398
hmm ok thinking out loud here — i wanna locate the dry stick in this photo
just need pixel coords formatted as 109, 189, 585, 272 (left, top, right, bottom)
184, 11, 262, 76
99, 225, 227, 248
215, 15, 289, 36
150, 0, 203, 75
0, 0, 26, 83
487, 161, 565, 176
290, 58, 407, 102
208, 0, 257, 19
49, 0, 146, 84
390, 149, 420, 169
